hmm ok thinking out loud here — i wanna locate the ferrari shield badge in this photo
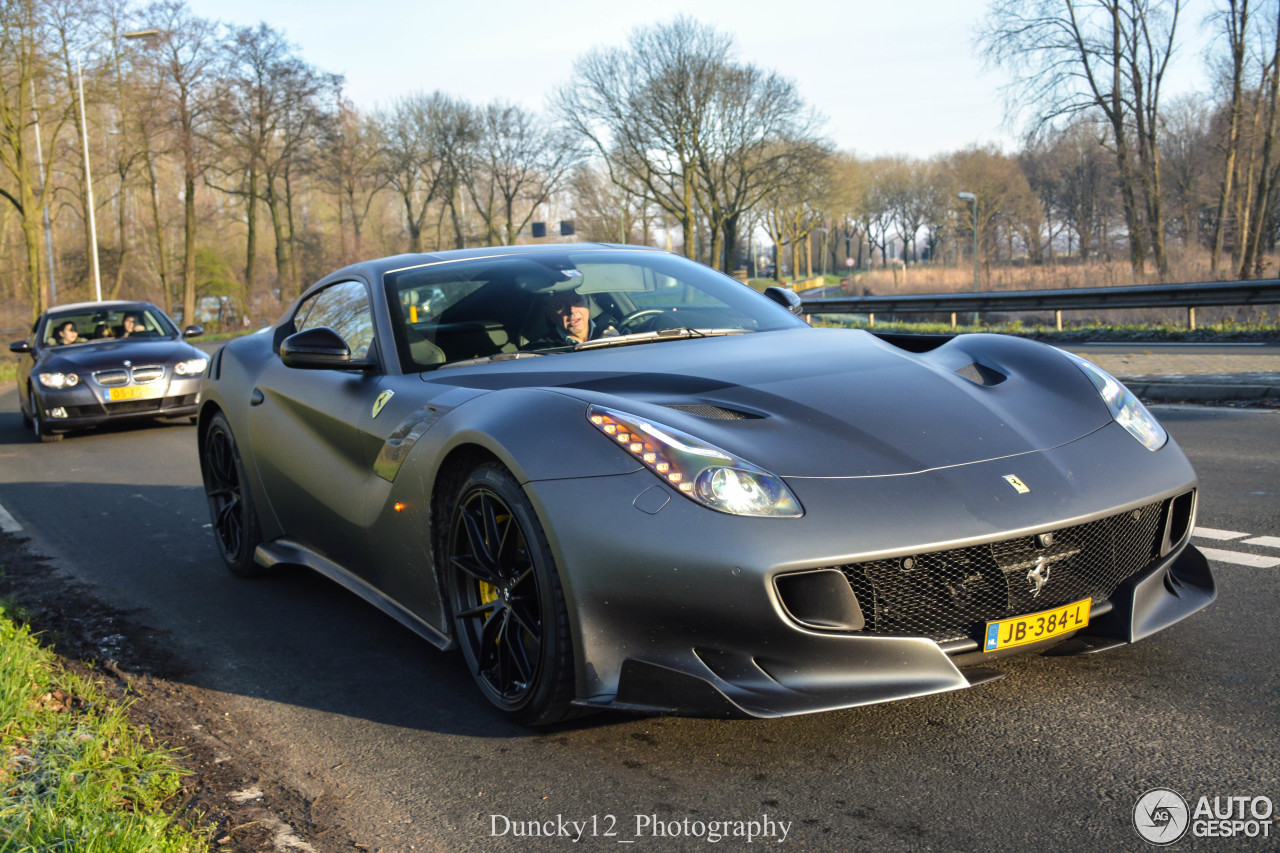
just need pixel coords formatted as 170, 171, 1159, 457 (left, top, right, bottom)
372, 390, 394, 419
1003, 474, 1030, 494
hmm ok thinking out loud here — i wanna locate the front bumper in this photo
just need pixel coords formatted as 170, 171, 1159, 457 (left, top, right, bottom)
523, 422, 1214, 718
34, 376, 202, 432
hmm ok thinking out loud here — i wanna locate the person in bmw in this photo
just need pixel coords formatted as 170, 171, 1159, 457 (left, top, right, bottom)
54, 321, 79, 345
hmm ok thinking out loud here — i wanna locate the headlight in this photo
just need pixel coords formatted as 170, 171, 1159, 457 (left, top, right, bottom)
38, 372, 78, 389
1063, 351, 1167, 451
587, 404, 802, 517
174, 358, 209, 376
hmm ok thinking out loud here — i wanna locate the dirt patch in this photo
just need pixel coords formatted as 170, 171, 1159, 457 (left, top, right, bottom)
0, 531, 364, 852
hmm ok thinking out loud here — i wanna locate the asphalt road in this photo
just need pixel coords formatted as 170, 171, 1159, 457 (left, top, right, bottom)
0, 389, 1276, 852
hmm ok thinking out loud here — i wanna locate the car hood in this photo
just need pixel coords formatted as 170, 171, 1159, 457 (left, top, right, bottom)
35, 338, 203, 372
424, 328, 1117, 478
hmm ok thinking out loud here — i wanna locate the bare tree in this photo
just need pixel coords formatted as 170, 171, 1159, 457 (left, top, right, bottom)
143, 0, 220, 325
981, 0, 1184, 278
459, 101, 579, 246
693, 61, 827, 271
1239, 4, 1280, 277
0, 0, 52, 316
555, 17, 730, 259
1208, 0, 1254, 271
316, 95, 386, 263
377, 91, 473, 253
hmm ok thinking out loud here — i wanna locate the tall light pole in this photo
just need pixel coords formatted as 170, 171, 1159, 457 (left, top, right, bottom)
76, 29, 159, 302
957, 191, 978, 326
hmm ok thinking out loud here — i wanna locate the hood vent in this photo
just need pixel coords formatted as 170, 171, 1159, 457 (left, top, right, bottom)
664, 403, 761, 420
955, 362, 1007, 387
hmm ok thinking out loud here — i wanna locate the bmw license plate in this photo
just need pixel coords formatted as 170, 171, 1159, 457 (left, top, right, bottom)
103, 385, 161, 402
983, 598, 1090, 652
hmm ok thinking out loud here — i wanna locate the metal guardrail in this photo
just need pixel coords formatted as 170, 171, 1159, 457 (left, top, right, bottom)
801, 279, 1280, 330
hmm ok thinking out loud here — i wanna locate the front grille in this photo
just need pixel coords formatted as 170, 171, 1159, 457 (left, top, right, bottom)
131, 365, 165, 383
837, 500, 1170, 643
106, 399, 163, 414
64, 394, 199, 418
93, 369, 128, 386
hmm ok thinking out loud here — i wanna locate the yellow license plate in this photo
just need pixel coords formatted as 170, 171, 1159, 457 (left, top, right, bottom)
983, 598, 1090, 652
103, 385, 161, 402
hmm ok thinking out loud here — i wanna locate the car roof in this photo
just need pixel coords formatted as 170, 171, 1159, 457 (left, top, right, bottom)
45, 300, 159, 315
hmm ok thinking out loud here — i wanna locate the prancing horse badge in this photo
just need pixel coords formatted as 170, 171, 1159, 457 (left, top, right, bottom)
372, 390, 394, 418
1003, 474, 1030, 494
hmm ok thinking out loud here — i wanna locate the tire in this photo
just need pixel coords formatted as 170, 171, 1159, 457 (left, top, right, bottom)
443, 463, 577, 725
31, 392, 62, 443
201, 412, 265, 577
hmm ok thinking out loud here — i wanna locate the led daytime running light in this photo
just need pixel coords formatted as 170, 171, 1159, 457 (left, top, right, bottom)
587, 405, 802, 517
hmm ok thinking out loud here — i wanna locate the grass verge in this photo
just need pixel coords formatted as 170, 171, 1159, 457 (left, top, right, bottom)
0, 597, 209, 852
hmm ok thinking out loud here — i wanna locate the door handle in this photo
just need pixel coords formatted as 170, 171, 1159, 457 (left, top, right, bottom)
250, 388, 264, 406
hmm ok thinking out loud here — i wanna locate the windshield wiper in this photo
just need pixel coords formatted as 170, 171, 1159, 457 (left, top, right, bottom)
436, 351, 544, 370
573, 328, 752, 351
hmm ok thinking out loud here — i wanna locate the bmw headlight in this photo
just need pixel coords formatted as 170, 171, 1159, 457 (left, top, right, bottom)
174, 357, 209, 376
38, 372, 79, 389
587, 404, 802, 517
1063, 351, 1167, 451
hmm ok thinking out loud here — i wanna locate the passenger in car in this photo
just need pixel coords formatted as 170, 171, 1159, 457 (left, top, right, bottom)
53, 321, 79, 345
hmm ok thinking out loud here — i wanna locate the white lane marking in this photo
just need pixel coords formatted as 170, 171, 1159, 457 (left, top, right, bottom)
1193, 527, 1250, 541
1199, 547, 1280, 568
0, 501, 21, 533
1243, 536, 1280, 550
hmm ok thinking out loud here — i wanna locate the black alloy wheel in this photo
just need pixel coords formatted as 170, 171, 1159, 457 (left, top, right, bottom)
445, 463, 575, 725
30, 388, 62, 443
201, 413, 264, 577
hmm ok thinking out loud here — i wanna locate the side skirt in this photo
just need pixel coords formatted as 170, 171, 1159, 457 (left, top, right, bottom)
255, 540, 453, 651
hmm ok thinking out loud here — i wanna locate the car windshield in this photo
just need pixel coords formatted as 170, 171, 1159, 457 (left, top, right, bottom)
383, 250, 808, 373
41, 305, 177, 347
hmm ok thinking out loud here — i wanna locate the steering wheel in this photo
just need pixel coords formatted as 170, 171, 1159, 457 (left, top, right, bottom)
616, 309, 665, 333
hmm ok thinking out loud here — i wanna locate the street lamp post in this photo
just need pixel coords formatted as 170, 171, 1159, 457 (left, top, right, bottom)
76, 29, 158, 303
957, 191, 978, 326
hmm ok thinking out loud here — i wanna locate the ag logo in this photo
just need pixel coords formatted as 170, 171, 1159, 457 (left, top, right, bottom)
372, 390, 395, 419
1134, 788, 1189, 845
1003, 474, 1030, 494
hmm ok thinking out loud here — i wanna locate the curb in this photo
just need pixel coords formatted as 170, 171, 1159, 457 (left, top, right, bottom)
1120, 377, 1280, 404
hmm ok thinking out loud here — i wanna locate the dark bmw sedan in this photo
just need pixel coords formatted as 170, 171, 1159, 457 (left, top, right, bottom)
9, 300, 207, 442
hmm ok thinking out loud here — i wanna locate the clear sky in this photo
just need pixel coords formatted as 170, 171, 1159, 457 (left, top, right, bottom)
182, 0, 1215, 160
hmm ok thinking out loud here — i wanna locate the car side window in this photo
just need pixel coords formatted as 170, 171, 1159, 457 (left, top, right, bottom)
293, 280, 376, 358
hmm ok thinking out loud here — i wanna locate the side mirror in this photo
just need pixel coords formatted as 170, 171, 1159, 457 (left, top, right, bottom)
764, 285, 805, 315
183, 325, 204, 338
9, 341, 31, 353
280, 326, 376, 371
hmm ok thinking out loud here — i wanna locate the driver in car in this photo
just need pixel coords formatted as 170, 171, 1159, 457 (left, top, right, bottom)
530, 290, 617, 347
119, 312, 143, 337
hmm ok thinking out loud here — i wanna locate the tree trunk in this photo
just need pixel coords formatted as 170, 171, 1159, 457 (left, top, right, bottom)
182, 169, 196, 328
145, 150, 172, 310
1212, 2, 1249, 273
1241, 17, 1280, 279
244, 169, 258, 288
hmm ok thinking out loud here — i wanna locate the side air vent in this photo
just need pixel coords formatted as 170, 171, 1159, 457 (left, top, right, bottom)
955, 362, 1007, 386
664, 404, 762, 420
